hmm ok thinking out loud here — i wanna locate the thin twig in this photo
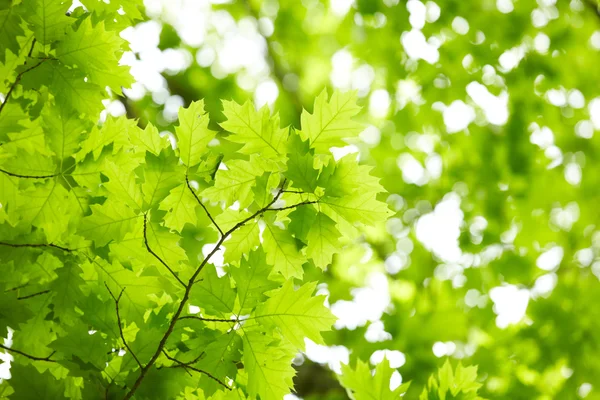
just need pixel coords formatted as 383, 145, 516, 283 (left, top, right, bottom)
142, 213, 186, 288
179, 315, 237, 323
104, 283, 143, 370
162, 350, 231, 390
266, 201, 318, 212
17, 290, 50, 300
185, 175, 223, 236
0, 343, 56, 362
0, 241, 74, 252
0, 167, 58, 179
0, 40, 46, 116
122, 179, 307, 400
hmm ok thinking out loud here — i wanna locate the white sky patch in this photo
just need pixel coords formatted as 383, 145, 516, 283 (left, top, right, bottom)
365, 321, 393, 342
370, 349, 406, 368
415, 193, 463, 263
401, 29, 440, 64
397, 153, 427, 186
331, 0, 355, 17
369, 89, 391, 118
331, 272, 391, 330
432, 341, 456, 357
536, 246, 564, 271
304, 338, 350, 374
330, 49, 354, 90
407, 0, 426, 29
531, 273, 557, 299
396, 79, 424, 110
589, 98, 600, 130
254, 80, 279, 108
442, 100, 475, 133
0, 329, 14, 380
498, 46, 526, 72
489, 285, 530, 328
451, 16, 469, 35
466, 81, 509, 125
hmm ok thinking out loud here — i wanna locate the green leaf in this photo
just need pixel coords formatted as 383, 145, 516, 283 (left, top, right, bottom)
159, 183, 198, 232
56, 18, 132, 93
221, 99, 288, 159
0, 4, 25, 62
321, 192, 393, 227
103, 156, 143, 211
299, 89, 363, 153
129, 123, 170, 156
189, 264, 235, 317
242, 330, 296, 400
262, 222, 305, 280
340, 358, 410, 400
78, 200, 138, 247
21, 0, 72, 44
175, 99, 215, 168
202, 158, 264, 208
230, 249, 278, 314
254, 280, 335, 349
141, 150, 184, 208
285, 132, 319, 192
223, 220, 260, 265
306, 211, 340, 269
42, 103, 86, 160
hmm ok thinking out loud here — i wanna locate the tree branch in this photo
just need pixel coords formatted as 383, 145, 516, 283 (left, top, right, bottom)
185, 175, 223, 236
121, 179, 290, 400
0, 167, 59, 179
17, 289, 50, 300
161, 350, 231, 390
266, 200, 318, 212
143, 213, 186, 288
0, 241, 74, 252
0, 39, 46, 116
0, 343, 56, 363
179, 315, 237, 323
104, 283, 143, 370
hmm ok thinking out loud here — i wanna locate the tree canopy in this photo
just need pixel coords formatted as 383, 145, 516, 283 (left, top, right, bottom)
1, 0, 600, 399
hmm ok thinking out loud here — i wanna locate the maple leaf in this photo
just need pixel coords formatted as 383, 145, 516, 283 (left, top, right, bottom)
254, 280, 336, 349
175, 100, 216, 168
340, 358, 410, 400
299, 89, 363, 153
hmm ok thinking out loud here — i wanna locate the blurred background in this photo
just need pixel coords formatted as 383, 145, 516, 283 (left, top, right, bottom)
97, 0, 600, 398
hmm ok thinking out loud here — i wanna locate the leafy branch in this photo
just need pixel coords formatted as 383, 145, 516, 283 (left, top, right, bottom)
105, 284, 143, 370
0, 343, 56, 363
0, 39, 47, 116
122, 178, 316, 399
186, 174, 223, 235
0, 168, 59, 179
0, 241, 74, 252
161, 349, 231, 390
143, 213, 186, 288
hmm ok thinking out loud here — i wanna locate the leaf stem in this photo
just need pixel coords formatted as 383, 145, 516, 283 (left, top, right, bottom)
0, 167, 59, 179
0, 343, 56, 363
185, 174, 224, 236
0, 241, 74, 252
142, 213, 186, 288
104, 283, 144, 370
122, 179, 297, 400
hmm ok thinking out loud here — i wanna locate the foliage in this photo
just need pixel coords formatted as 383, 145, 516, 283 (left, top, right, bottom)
3, 0, 600, 399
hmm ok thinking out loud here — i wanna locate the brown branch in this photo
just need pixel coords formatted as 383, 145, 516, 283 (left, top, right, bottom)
266, 200, 318, 212
0, 343, 56, 363
143, 213, 186, 288
161, 350, 231, 390
0, 39, 46, 116
0, 167, 59, 179
105, 283, 143, 370
185, 175, 223, 236
17, 289, 50, 300
121, 179, 290, 400
0, 241, 74, 252
179, 315, 237, 323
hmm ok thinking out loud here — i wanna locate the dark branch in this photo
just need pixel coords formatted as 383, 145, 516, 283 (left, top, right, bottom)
0, 343, 56, 362
105, 283, 143, 370
185, 175, 223, 236
266, 201, 318, 212
0, 241, 74, 252
0, 167, 59, 179
161, 350, 231, 390
179, 315, 237, 323
143, 213, 186, 288
17, 290, 50, 300
121, 180, 290, 400
0, 39, 46, 116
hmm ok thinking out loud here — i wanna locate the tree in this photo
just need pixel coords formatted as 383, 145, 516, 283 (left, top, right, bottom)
2, 0, 600, 399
